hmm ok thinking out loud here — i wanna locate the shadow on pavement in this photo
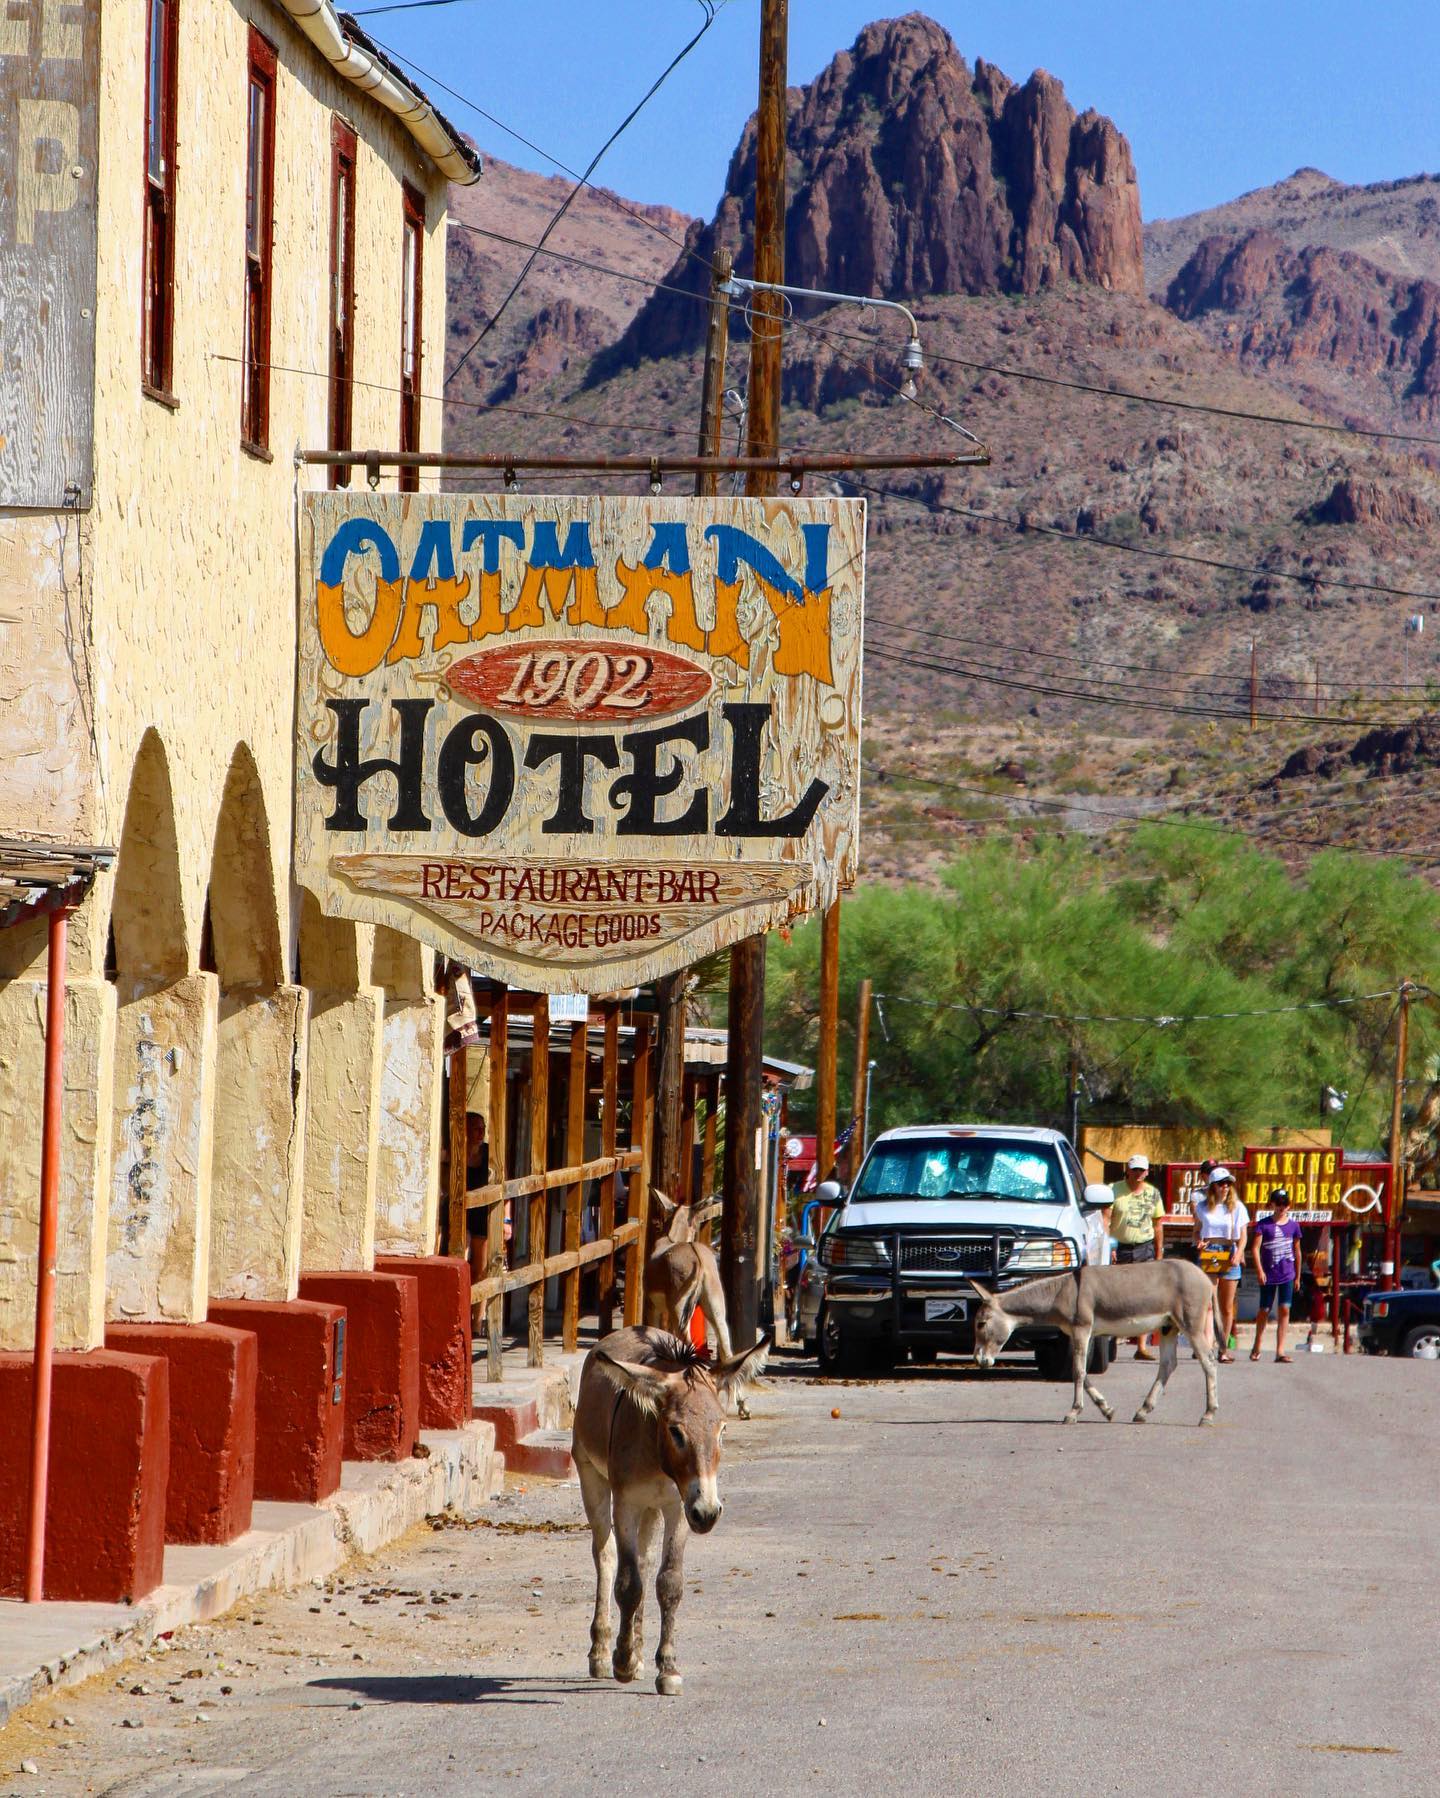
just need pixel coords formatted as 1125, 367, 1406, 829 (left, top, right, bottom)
307, 1675, 601, 1707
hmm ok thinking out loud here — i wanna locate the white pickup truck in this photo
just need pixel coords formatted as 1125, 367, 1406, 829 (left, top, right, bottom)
808, 1124, 1113, 1377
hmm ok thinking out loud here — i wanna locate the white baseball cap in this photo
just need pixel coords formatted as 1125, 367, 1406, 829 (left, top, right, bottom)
1126, 1154, 1149, 1171
1207, 1165, 1235, 1187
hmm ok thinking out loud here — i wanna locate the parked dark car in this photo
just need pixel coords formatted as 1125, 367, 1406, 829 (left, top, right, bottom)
1357, 1285, 1440, 1359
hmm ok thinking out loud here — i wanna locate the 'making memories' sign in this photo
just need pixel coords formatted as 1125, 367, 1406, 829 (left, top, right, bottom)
295, 494, 865, 990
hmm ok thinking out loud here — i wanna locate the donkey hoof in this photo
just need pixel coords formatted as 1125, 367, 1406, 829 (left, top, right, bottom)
588, 1654, 609, 1680
656, 1672, 683, 1698
1100, 1405, 1115, 1423
1131, 1410, 1148, 1425
737, 1400, 751, 1421
1199, 1412, 1217, 1428
1061, 1411, 1080, 1426
613, 1657, 640, 1684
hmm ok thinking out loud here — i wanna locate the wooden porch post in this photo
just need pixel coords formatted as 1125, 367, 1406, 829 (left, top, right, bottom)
562, 1019, 588, 1353
484, 987, 509, 1382
625, 1014, 654, 1328
597, 1003, 620, 1337
527, 998, 550, 1367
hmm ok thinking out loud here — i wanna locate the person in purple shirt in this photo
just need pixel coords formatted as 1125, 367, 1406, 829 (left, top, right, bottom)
1250, 1186, 1304, 1363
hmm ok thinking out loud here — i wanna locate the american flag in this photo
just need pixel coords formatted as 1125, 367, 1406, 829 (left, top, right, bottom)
803, 1117, 857, 1192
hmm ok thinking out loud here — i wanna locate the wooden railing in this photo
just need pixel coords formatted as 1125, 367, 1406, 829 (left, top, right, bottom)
458, 989, 653, 1380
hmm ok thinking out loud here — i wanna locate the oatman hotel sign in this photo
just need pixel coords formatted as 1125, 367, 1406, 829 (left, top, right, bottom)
296, 495, 865, 991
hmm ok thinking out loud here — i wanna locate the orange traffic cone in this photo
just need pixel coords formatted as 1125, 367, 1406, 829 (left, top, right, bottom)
688, 1306, 707, 1354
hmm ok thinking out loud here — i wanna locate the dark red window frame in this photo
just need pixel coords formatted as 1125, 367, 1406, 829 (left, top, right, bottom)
328, 117, 357, 489
142, 0, 179, 398
241, 29, 277, 452
398, 184, 424, 492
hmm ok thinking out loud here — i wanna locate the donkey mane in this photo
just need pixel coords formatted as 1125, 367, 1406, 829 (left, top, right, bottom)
985, 1271, 1076, 1314
646, 1329, 716, 1386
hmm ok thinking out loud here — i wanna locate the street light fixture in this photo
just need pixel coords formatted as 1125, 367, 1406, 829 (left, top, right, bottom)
719, 275, 927, 402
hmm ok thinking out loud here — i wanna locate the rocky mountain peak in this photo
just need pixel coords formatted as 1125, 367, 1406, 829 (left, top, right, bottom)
597, 12, 1143, 372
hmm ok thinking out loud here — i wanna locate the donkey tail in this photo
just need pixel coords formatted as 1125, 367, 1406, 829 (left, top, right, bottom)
675, 1264, 705, 1335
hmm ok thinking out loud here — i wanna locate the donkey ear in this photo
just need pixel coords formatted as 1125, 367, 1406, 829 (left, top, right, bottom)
593, 1350, 677, 1417
716, 1332, 772, 1398
652, 1189, 677, 1219
966, 1279, 993, 1304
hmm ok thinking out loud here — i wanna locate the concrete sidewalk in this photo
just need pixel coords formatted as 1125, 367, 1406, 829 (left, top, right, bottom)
0, 1421, 500, 1728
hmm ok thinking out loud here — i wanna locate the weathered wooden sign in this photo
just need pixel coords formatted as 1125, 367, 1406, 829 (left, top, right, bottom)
296, 494, 865, 990
0, 0, 100, 508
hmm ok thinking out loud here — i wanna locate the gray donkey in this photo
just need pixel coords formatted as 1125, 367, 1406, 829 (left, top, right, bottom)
969, 1260, 1221, 1426
646, 1192, 744, 1410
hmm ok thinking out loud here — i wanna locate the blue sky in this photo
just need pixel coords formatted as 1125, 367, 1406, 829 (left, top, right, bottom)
358, 1, 1440, 223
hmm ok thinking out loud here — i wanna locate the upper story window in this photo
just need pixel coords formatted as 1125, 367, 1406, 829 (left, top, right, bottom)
328, 118, 357, 489
398, 184, 423, 492
143, 0, 179, 397
241, 30, 277, 452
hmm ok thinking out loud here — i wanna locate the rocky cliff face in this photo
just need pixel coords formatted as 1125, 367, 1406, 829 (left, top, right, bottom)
1163, 229, 1440, 428
598, 12, 1143, 372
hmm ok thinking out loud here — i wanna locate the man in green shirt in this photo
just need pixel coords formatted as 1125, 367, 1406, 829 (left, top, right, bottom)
1110, 1154, 1165, 1359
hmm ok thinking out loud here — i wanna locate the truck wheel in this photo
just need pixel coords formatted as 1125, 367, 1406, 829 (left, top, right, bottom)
1400, 1325, 1440, 1359
1086, 1337, 1110, 1375
817, 1307, 862, 1376
1034, 1340, 1073, 1382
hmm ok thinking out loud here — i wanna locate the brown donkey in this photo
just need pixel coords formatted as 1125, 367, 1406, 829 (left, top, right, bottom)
646, 1192, 743, 1408
572, 1326, 768, 1696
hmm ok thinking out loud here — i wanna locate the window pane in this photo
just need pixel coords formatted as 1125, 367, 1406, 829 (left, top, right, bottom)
246, 80, 267, 259
401, 222, 418, 383
147, 0, 168, 184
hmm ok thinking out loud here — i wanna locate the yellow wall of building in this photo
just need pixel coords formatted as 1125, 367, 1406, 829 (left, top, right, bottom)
0, 0, 455, 1348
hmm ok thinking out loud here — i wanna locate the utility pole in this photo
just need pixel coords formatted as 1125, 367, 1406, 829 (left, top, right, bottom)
1386, 979, 1412, 1291
850, 976, 872, 1169
815, 900, 839, 1182
722, 0, 787, 1352
1249, 639, 1258, 732
652, 248, 736, 1256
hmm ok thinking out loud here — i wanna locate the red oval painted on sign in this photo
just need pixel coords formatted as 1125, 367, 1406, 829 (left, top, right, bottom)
448, 641, 712, 723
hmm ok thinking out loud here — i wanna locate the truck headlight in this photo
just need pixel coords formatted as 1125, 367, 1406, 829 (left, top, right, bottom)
1008, 1239, 1075, 1270
823, 1234, 891, 1269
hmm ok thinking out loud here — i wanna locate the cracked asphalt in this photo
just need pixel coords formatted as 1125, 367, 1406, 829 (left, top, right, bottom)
3, 1346, 1436, 1797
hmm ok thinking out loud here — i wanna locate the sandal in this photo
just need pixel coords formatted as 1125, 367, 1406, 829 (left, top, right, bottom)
1217, 1351, 1235, 1363
1275, 1353, 1293, 1364
1249, 1349, 1261, 1362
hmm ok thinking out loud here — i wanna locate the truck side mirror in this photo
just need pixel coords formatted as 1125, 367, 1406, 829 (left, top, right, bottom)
816, 1179, 844, 1206
1081, 1183, 1113, 1213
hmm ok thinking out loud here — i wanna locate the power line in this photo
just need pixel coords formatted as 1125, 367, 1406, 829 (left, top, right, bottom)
445, 2, 721, 388
363, 37, 709, 276
862, 639, 1405, 730
350, 0, 477, 15
852, 476, 1440, 608
207, 350, 691, 440
875, 987, 1415, 1029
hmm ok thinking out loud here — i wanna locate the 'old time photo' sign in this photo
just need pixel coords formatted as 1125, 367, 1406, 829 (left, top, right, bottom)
295, 494, 865, 990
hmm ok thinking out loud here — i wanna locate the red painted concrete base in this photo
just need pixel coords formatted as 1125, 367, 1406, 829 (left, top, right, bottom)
208, 1300, 345, 1504
0, 1349, 170, 1602
375, 1255, 471, 1430
106, 1323, 256, 1545
298, 1272, 420, 1463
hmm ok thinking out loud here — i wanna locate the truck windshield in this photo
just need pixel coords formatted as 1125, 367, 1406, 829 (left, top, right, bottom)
852, 1138, 1065, 1204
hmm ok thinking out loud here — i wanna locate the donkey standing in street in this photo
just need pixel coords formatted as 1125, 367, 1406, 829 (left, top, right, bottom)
572, 1326, 768, 1696
969, 1259, 1221, 1426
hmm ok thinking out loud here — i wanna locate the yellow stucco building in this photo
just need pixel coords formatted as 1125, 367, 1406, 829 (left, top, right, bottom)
0, 0, 480, 1353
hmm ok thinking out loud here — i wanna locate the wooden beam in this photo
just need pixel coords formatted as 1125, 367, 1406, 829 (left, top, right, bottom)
562, 1021, 587, 1353
527, 998, 550, 1367
700, 1073, 720, 1247
483, 985, 508, 1381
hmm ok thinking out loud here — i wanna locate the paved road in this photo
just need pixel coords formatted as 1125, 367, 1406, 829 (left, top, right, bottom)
5, 1347, 1438, 1796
